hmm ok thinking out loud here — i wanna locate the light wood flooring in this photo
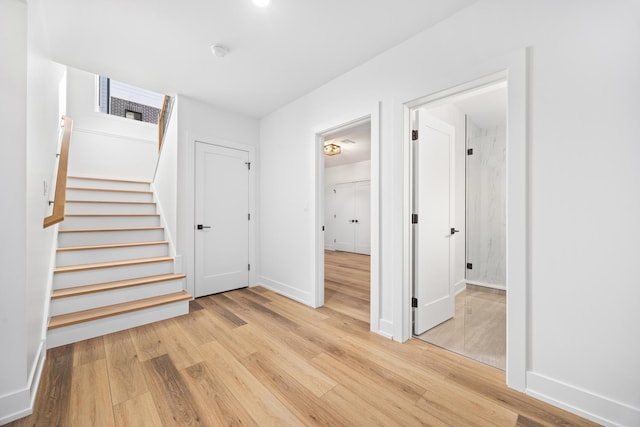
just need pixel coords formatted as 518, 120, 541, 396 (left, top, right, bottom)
415, 285, 507, 370
10, 253, 598, 426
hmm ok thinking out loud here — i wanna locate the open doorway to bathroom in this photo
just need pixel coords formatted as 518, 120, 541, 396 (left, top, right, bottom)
413, 81, 507, 370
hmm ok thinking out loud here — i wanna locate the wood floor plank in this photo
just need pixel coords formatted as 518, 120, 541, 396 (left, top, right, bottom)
103, 330, 149, 405
128, 322, 168, 362
113, 392, 163, 427
236, 322, 338, 397
72, 336, 105, 366
181, 362, 258, 427
151, 318, 203, 370
198, 340, 302, 426
241, 352, 347, 426
68, 359, 115, 427
16, 251, 599, 427
141, 354, 203, 426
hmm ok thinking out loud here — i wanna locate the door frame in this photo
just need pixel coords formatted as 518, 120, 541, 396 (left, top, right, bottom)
313, 102, 381, 333
189, 137, 256, 297
402, 50, 528, 391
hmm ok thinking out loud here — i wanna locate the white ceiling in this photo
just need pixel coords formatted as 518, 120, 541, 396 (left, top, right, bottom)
32, 0, 477, 118
323, 121, 371, 168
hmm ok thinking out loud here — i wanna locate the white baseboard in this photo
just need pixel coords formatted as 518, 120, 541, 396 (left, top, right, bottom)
256, 276, 311, 306
526, 372, 640, 427
465, 280, 506, 291
0, 339, 46, 425
453, 279, 467, 295
377, 319, 394, 339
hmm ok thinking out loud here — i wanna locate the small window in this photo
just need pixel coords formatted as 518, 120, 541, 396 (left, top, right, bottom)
98, 77, 165, 124
125, 110, 142, 121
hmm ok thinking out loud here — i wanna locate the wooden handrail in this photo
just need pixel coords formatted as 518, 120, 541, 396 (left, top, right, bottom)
158, 95, 170, 152
44, 116, 73, 228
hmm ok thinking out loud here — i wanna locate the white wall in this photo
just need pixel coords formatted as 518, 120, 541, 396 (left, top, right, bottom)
66, 67, 158, 181
153, 97, 179, 255
324, 160, 371, 250
26, 31, 67, 383
175, 97, 259, 297
258, 1, 640, 425
0, 0, 29, 423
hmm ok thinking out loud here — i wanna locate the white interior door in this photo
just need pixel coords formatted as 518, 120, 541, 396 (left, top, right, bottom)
333, 182, 356, 252
354, 180, 371, 255
195, 142, 249, 297
413, 110, 456, 335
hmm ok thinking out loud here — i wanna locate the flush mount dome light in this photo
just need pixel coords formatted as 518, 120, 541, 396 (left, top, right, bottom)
252, 0, 270, 7
324, 143, 341, 156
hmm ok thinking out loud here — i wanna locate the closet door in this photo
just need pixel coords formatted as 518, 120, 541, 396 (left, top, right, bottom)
354, 181, 371, 255
333, 182, 356, 252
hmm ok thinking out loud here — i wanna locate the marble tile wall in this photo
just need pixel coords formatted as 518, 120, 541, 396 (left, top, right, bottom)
466, 119, 506, 288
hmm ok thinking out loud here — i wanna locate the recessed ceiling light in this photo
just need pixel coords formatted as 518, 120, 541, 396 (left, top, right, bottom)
211, 44, 229, 58
252, 0, 270, 7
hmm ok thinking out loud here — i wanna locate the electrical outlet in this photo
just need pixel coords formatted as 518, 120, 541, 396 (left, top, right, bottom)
43, 180, 48, 197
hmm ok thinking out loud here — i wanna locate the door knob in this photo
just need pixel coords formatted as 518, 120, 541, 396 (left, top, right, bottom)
197, 224, 212, 230
450, 228, 460, 235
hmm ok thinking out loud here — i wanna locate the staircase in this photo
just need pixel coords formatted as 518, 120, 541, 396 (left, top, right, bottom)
47, 176, 191, 348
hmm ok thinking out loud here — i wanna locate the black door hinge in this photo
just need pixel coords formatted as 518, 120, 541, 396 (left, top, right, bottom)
467, 263, 473, 270
248, 264, 251, 271
248, 213, 251, 220
467, 148, 473, 155
245, 162, 251, 170
322, 225, 325, 231
412, 297, 418, 308
411, 214, 418, 224
412, 130, 419, 141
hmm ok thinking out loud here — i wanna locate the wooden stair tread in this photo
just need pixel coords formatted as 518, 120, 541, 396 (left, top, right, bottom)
66, 187, 152, 194
54, 256, 173, 274
59, 226, 163, 233
52, 273, 187, 299
48, 291, 191, 330
58, 241, 168, 252
66, 200, 156, 205
68, 176, 150, 185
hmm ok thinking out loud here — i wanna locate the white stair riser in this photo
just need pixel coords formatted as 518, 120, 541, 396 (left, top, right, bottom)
67, 178, 150, 192
56, 244, 169, 267
50, 279, 185, 316
47, 300, 189, 349
65, 202, 157, 215
66, 189, 153, 203
59, 215, 160, 230
58, 229, 165, 247
53, 261, 174, 289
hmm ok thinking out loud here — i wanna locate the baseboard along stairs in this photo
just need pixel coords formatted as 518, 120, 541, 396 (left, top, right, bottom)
47, 176, 191, 348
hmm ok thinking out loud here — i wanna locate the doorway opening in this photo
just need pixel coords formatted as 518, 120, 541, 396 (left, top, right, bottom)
411, 80, 508, 370
319, 118, 372, 325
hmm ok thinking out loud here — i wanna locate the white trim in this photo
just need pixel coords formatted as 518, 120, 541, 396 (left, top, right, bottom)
73, 127, 156, 145
453, 279, 467, 295
378, 319, 394, 339
312, 102, 381, 333
526, 372, 640, 427
150, 182, 177, 259
257, 276, 311, 305
399, 48, 528, 392
0, 340, 46, 425
465, 280, 506, 291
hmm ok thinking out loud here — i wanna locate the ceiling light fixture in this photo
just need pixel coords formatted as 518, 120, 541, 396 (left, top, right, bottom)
324, 143, 341, 156
252, 0, 270, 7
211, 44, 229, 57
